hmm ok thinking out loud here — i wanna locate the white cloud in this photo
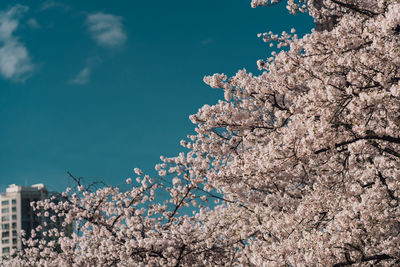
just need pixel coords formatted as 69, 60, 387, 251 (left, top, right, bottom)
86, 13, 126, 47
39, 1, 70, 12
0, 5, 27, 42
0, 41, 34, 80
27, 18, 40, 29
70, 67, 90, 85
0, 5, 35, 82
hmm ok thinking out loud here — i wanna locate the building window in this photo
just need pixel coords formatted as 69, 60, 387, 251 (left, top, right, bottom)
12, 223, 16, 229
2, 223, 10, 229
1, 207, 9, 213
11, 215, 16, 221
11, 207, 16, 213
11, 199, 16, 205
1, 215, 9, 222
2, 239, 9, 244
2, 247, 10, 254
12, 230, 17, 236
2, 231, 10, 238
1, 200, 9, 206
12, 238, 17, 245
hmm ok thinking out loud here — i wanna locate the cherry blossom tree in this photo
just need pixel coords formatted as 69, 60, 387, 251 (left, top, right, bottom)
4, 0, 400, 266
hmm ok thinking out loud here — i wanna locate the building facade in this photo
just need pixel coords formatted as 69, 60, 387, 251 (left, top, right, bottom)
0, 184, 48, 258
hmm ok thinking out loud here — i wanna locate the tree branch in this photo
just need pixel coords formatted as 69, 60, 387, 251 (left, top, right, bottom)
315, 135, 400, 154
333, 253, 393, 266
330, 0, 378, 17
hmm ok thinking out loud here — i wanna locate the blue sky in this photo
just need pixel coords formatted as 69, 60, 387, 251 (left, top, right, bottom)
0, 0, 313, 193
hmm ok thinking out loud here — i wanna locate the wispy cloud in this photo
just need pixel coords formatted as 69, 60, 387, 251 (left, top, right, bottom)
70, 67, 90, 85
201, 38, 213, 46
0, 5, 35, 82
86, 13, 126, 48
27, 18, 40, 29
39, 1, 71, 12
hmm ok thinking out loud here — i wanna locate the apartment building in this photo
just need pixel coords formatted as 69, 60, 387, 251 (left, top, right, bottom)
0, 184, 48, 257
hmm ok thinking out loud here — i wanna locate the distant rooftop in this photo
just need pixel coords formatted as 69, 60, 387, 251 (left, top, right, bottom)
2, 183, 47, 194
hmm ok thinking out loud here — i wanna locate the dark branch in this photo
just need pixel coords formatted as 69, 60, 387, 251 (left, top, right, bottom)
333, 253, 393, 267
174, 244, 187, 267
330, 0, 378, 17
315, 135, 400, 154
